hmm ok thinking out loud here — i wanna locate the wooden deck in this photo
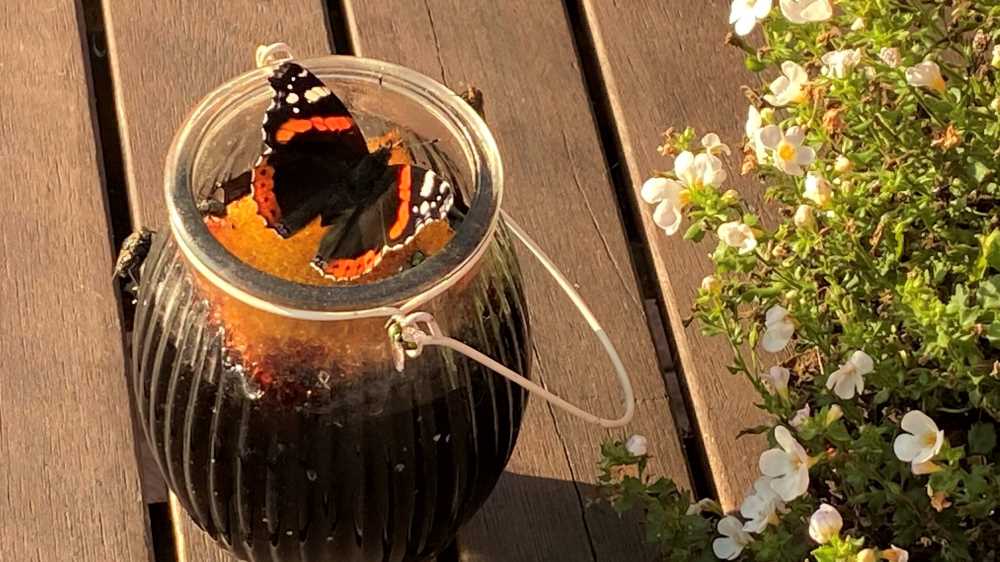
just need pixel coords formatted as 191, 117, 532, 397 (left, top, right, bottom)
0, 1, 762, 560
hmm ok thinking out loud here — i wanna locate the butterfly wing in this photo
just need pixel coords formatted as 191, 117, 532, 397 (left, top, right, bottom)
252, 62, 370, 237
312, 164, 455, 281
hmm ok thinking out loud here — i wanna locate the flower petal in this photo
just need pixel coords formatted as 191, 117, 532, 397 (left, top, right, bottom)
765, 305, 788, 326
782, 61, 807, 85
733, 13, 756, 36
850, 350, 874, 375
759, 448, 793, 477
718, 515, 744, 537
713, 537, 742, 560
893, 433, 921, 462
784, 126, 805, 146
673, 151, 695, 180
758, 125, 782, 149
762, 328, 791, 352
653, 202, 683, 235
773, 425, 800, 455
901, 410, 937, 436
641, 177, 669, 203
753, 0, 773, 17
833, 371, 858, 399
770, 470, 808, 501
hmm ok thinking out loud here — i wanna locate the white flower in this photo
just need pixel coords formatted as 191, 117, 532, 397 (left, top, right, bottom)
850, 17, 865, 30
762, 366, 790, 398
825, 350, 874, 400
641, 177, 687, 235
822, 49, 862, 79
857, 549, 878, 562
740, 477, 786, 532
790, 404, 812, 428
718, 222, 758, 254
746, 106, 768, 159
882, 545, 910, 562
803, 172, 832, 207
794, 204, 816, 231
713, 516, 753, 560
905, 61, 946, 93
686, 497, 722, 516
879, 47, 901, 68
759, 125, 816, 176
702, 133, 732, 156
779, 0, 833, 23
730, 0, 773, 36
893, 410, 945, 468
834, 155, 853, 174
759, 425, 812, 501
761, 305, 794, 353
676, 150, 727, 188
702, 275, 722, 293
764, 61, 809, 106
625, 434, 648, 456
808, 503, 843, 544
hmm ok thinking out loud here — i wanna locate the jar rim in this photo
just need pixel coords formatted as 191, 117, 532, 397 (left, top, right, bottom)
164, 54, 502, 320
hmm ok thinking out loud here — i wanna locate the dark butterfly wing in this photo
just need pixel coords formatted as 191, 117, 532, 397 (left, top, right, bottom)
252, 61, 370, 237
312, 164, 455, 281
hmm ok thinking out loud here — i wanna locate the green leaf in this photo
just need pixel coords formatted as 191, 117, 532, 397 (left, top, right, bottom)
974, 230, 1000, 280
972, 160, 992, 185
968, 423, 997, 455
979, 276, 1000, 310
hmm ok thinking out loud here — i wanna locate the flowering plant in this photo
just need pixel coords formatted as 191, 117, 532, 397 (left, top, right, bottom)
600, 1, 1000, 560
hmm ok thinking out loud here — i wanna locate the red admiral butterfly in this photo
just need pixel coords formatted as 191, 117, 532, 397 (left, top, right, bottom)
251, 62, 454, 281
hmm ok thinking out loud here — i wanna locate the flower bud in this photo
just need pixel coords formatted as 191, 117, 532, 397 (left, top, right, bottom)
760, 108, 776, 123
625, 434, 648, 456
992, 45, 1000, 69
857, 549, 878, 562
850, 17, 865, 31
808, 503, 843, 544
794, 204, 816, 231
804, 173, 833, 208
991, 97, 1000, 113
834, 156, 853, 174
721, 189, 740, 205
825, 404, 844, 426
701, 275, 721, 293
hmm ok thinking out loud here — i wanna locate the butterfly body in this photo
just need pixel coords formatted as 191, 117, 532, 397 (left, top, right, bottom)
250, 62, 454, 281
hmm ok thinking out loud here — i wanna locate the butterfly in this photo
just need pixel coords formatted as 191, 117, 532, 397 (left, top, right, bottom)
250, 61, 455, 281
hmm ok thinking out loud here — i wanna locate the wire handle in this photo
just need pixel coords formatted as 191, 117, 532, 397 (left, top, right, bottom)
389, 211, 635, 429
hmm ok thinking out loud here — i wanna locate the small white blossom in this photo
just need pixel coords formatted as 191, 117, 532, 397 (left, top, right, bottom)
713, 516, 753, 560
857, 549, 878, 562
625, 434, 648, 456
882, 545, 910, 562
790, 404, 812, 428
686, 498, 722, 516
822, 49, 862, 78
759, 425, 812, 501
762, 366, 790, 399
730, 0, 773, 36
825, 350, 874, 400
794, 204, 816, 231
893, 410, 945, 468
779, 0, 833, 24
850, 17, 865, 30
641, 177, 687, 235
879, 47, 901, 68
764, 61, 809, 106
905, 61, 946, 93
759, 125, 816, 176
702, 275, 722, 293
808, 503, 843, 544
745, 106, 768, 159
740, 477, 786, 532
676, 150, 728, 188
761, 305, 794, 353
804, 172, 832, 207
718, 222, 758, 254
702, 132, 732, 156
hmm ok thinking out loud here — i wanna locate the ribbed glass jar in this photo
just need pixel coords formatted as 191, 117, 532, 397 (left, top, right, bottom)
132, 55, 531, 562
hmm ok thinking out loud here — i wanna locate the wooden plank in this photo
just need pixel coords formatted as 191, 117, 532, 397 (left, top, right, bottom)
0, 2, 152, 561
578, 0, 771, 508
345, 1, 691, 559
101, 2, 332, 561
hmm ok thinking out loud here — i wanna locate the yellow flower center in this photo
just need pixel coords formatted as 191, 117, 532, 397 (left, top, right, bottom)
931, 76, 946, 93
922, 432, 938, 447
777, 140, 796, 162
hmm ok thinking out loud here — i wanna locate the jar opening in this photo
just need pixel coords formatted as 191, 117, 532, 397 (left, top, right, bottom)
165, 55, 502, 319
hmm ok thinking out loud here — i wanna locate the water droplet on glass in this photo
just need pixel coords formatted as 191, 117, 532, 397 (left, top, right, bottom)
306, 470, 318, 481
432, 434, 441, 442
394, 464, 405, 472
317, 370, 331, 388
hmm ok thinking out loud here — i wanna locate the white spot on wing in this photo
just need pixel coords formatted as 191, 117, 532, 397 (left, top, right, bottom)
292, 107, 300, 114
419, 171, 437, 197
419, 201, 430, 215
286, 93, 299, 104
304, 86, 330, 103
298, 69, 308, 77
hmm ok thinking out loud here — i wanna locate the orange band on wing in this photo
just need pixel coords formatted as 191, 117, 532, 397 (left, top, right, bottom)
252, 156, 280, 224
275, 116, 356, 144
388, 165, 412, 240
322, 249, 381, 280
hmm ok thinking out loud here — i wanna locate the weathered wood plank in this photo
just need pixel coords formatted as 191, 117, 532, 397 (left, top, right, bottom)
101, 2, 332, 560
578, 0, 771, 508
346, 1, 691, 559
0, 2, 152, 561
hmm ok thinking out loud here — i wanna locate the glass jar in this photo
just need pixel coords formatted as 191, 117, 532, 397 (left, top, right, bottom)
132, 54, 530, 562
